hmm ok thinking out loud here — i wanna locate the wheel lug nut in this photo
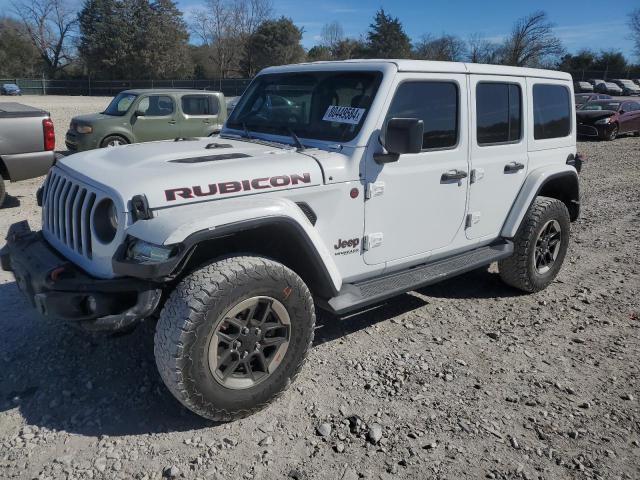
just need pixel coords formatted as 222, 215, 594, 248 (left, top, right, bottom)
241, 327, 249, 335
255, 343, 261, 351
254, 328, 261, 335
241, 350, 249, 359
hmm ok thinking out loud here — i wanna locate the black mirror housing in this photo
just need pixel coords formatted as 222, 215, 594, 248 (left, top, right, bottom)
376, 118, 424, 163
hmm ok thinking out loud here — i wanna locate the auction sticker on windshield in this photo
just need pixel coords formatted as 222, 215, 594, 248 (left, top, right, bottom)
323, 106, 366, 125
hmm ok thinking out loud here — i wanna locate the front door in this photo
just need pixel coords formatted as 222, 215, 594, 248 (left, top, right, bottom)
131, 94, 179, 142
180, 94, 222, 137
363, 74, 469, 265
466, 76, 528, 239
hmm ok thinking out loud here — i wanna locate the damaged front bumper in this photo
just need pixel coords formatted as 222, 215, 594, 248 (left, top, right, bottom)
1, 221, 162, 332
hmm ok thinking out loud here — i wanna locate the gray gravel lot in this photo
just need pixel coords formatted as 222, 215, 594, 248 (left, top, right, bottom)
0, 96, 639, 480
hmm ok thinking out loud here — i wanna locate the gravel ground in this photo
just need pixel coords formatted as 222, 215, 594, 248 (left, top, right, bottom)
0, 97, 639, 480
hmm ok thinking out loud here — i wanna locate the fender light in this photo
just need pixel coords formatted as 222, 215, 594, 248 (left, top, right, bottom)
127, 240, 175, 263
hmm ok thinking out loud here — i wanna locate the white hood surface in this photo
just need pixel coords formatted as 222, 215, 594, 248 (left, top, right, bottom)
58, 137, 324, 210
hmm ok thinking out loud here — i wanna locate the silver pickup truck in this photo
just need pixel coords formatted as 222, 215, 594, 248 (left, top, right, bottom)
0, 102, 56, 206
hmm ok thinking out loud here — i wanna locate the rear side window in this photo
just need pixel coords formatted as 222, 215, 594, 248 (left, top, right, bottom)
182, 95, 219, 115
533, 84, 571, 140
386, 81, 458, 149
137, 95, 174, 116
476, 83, 522, 145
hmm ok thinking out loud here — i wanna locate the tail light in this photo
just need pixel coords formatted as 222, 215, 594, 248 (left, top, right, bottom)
43, 118, 55, 151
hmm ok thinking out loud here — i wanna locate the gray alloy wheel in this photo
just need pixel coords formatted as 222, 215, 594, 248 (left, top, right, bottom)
606, 124, 618, 141
100, 135, 128, 148
533, 219, 562, 274
208, 296, 291, 390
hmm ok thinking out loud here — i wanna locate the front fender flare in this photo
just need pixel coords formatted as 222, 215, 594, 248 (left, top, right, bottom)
116, 197, 342, 294
501, 165, 579, 239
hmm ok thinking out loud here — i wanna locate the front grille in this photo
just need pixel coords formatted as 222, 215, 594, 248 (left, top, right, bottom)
42, 169, 97, 259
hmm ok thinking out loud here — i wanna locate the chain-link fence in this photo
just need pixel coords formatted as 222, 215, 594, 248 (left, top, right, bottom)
0, 78, 252, 97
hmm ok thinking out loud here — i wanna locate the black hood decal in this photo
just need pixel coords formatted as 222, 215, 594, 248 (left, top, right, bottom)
169, 153, 251, 164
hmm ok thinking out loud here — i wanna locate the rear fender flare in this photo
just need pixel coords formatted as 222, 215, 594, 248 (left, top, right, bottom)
501, 165, 579, 239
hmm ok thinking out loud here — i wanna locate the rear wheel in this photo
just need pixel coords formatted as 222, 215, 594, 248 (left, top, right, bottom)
100, 135, 128, 148
154, 256, 315, 421
499, 197, 570, 293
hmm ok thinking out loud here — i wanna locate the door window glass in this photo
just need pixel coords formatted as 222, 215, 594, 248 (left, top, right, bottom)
533, 84, 571, 139
385, 81, 459, 149
137, 95, 174, 116
182, 95, 219, 115
476, 83, 522, 145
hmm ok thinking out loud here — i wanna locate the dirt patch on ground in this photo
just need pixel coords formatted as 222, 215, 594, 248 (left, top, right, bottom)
0, 102, 638, 479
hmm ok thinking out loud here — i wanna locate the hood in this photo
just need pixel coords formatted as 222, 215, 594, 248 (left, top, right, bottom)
72, 112, 115, 124
576, 110, 616, 124
58, 137, 324, 210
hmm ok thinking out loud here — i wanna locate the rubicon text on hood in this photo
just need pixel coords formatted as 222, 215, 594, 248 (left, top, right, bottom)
165, 173, 312, 201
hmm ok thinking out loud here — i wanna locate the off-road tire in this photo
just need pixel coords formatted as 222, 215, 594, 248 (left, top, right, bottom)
499, 196, 570, 293
100, 135, 128, 148
154, 256, 315, 421
0, 172, 6, 207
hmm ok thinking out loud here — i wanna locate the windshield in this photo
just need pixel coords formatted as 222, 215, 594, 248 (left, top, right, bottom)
582, 101, 620, 111
227, 71, 382, 143
103, 92, 138, 116
3, 84, 18, 89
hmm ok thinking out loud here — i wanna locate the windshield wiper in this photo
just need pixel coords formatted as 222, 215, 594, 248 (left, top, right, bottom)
287, 127, 305, 151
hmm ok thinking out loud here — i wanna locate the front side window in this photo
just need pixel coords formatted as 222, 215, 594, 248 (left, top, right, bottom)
182, 95, 219, 115
385, 81, 459, 150
103, 93, 137, 116
533, 84, 571, 140
227, 71, 382, 142
137, 95, 174, 116
476, 83, 522, 145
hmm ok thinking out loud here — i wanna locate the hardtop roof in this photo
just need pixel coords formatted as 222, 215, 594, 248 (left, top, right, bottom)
262, 59, 572, 81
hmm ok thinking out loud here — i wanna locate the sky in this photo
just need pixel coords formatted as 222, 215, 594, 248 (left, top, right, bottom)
176, 0, 639, 60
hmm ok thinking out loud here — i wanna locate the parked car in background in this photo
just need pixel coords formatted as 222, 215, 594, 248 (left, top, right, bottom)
593, 81, 623, 96
574, 81, 594, 93
65, 89, 227, 152
577, 99, 640, 140
0, 102, 56, 206
611, 79, 640, 96
226, 96, 239, 115
1, 84, 22, 96
575, 93, 612, 109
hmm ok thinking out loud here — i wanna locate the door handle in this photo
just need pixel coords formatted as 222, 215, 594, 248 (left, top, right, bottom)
504, 162, 525, 173
168, 120, 177, 125
441, 169, 468, 182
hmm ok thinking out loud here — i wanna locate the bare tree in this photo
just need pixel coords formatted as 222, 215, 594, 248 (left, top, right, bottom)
11, 0, 77, 77
467, 33, 502, 64
320, 21, 344, 49
630, 8, 640, 60
191, 0, 272, 79
501, 11, 563, 67
414, 34, 466, 62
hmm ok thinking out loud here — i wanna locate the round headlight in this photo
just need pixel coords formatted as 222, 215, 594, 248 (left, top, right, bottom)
93, 199, 118, 244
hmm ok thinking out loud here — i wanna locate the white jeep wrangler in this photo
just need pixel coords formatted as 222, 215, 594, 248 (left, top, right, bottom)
2, 60, 582, 421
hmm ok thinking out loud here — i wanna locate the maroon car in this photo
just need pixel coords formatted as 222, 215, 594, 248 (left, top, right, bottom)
576, 100, 640, 140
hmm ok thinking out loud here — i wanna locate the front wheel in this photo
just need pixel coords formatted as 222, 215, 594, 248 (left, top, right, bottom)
100, 135, 128, 148
154, 256, 315, 421
499, 197, 570, 293
604, 124, 618, 141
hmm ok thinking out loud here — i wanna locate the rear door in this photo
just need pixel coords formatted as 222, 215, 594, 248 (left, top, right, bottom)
180, 94, 221, 137
131, 94, 179, 142
619, 101, 640, 134
466, 76, 528, 239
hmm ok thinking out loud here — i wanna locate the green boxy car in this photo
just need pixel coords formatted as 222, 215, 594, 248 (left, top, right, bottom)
65, 89, 227, 152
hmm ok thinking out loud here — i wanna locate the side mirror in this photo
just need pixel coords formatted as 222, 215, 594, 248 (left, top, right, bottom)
375, 117, 424, 164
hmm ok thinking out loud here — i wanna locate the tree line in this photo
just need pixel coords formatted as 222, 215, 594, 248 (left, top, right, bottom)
0, 0, 639, 81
